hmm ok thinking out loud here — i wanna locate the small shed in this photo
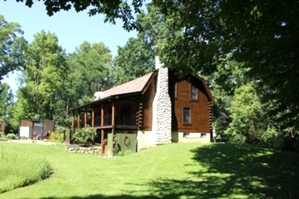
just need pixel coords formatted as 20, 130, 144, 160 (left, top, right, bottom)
18, 119, 55, 139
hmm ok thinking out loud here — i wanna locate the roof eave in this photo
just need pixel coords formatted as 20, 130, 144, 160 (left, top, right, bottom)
69, 91, 142, 112
141, 71, 158, 94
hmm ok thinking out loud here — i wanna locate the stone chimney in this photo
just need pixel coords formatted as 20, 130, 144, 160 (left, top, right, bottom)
152, 56, 172, 144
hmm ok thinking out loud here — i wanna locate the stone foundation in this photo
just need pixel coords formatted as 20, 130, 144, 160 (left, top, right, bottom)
172, 132, 211, 143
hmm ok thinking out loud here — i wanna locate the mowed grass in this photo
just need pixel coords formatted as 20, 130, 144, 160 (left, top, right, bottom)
0, 142, 299, 199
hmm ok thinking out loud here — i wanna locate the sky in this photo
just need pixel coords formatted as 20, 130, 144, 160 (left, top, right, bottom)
0, 1, 138, 93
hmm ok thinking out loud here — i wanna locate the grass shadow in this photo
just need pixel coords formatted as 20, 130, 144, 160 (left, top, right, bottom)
143, 143, 299, 198
8, 143, 299, 199
24, 195, 159, 199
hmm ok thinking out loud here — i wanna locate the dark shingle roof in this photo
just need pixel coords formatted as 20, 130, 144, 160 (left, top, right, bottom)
95, 72, 155, 100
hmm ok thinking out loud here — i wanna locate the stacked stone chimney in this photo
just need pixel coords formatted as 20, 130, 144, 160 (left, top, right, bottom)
152, 57, 172, 144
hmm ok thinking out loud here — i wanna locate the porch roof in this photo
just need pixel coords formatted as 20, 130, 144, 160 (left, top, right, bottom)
69, 71, 157, 111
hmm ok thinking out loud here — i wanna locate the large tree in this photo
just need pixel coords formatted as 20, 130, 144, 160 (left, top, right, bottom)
224, 83, 265, 143
67, 41, 113, 100
154, 0, 299, 129
17, 30, 67, 119
113, 37, 154, 85
0, 14, 26, 81
112, 3, 182, 85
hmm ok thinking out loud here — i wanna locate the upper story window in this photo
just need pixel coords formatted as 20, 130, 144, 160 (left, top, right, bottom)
191, 85, 198, 100
183, 107, 191, 124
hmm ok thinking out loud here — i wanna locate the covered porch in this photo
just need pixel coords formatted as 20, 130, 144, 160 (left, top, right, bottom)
69, 95, 143, 156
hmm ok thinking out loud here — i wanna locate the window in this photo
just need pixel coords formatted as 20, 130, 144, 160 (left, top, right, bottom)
183, 133, 190, 138
191, 85, 198, 100
201, 133, 207, 138
120, 105, 131, 125
183, 107, 191, 124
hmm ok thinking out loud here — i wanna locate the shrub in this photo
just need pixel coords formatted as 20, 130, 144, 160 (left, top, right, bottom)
0, 131, 5, 138
74, 126, 96, 146
55, 126, 70, 142
56, 126, 68, 134
261, 127, 284, 148
6, 133, 17, 140
49, 131, 56, 140
49, 131, 64, 142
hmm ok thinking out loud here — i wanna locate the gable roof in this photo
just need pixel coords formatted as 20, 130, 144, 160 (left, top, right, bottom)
169, 69, 214, 103
194, 75, 215, 103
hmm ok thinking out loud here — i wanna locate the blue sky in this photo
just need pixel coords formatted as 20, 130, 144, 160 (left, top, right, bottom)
0, 1, 138, 93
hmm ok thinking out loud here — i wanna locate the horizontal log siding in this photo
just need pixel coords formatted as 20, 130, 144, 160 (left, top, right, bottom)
174, 80, 211, 133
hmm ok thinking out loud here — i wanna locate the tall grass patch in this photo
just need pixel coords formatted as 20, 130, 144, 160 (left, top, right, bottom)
0, 148, 52, 193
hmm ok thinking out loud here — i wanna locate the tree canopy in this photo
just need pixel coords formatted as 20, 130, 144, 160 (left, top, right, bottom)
2, 1, 299, 149
20, 0, 297, 120
0, 15, 26, 81
16, 0, 145, 31
167, 0, 299, 128
16, 30, 67, 119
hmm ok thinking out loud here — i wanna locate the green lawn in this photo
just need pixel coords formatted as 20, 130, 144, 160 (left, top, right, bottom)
0, 141, 299, 199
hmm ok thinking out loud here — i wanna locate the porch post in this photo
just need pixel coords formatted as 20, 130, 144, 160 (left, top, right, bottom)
111, 102, 115, 157
112, 102, 115, 127
84, 107, 87, 128
101, 129, 104, 156
91, 106, 95, 127
100, 104, 104, 156
101, 104, 104, 127
71, 111, 74, 131
77, 109, 80, 128
71, 111, 75, 143
98, 106, 101, 127
111, 101, 115, 138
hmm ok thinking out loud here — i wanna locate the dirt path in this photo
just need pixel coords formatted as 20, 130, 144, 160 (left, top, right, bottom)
9, 139, 57, 145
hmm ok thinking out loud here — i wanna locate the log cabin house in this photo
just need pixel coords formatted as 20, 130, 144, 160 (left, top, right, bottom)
69, 58, 214, 155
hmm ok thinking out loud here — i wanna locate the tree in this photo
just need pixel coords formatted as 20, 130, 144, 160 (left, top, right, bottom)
47, 41, 114, 126
0, 14, 26, 81
10, 90, 31, 127
224, 83, 265, 144
112, 37, 154, 85
0, 82, 14, 132
67, 41, 113, 99
154, 0, 299, 130
112, 3, 181, 85
18, 30, 67, 119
